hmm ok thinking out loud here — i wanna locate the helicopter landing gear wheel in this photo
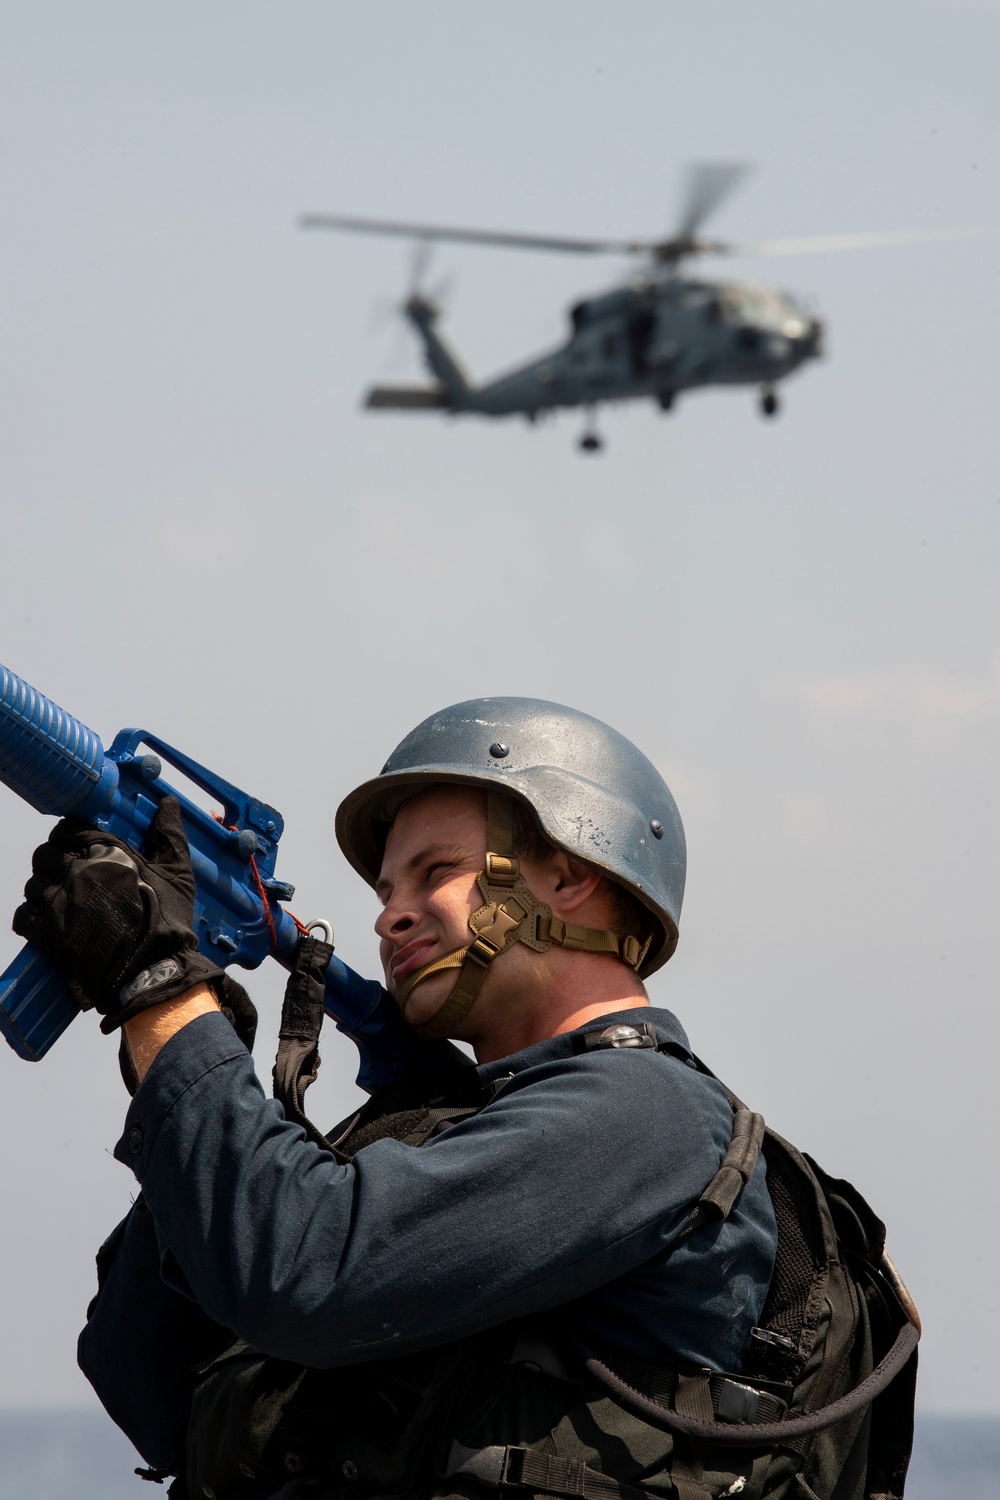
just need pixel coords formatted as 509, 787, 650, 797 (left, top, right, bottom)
578, 407, 604, 453
760, 387, 780, 418
657, 389, 675, 412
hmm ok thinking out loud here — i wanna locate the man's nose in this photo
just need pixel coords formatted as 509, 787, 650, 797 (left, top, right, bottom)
374, 895, 417, 941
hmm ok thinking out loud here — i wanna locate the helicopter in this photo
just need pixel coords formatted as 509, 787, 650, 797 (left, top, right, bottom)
301, 166, 993, 452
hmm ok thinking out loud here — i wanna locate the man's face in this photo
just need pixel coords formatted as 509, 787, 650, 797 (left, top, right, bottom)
374, 786, 487, 1030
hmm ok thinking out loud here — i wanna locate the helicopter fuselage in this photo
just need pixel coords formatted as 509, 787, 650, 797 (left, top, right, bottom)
368, 272, 823, 422
474, 275, 821, 415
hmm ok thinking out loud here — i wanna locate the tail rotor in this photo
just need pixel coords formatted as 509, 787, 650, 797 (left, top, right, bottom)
368, 238, 457, 373
404, 237, 457, 318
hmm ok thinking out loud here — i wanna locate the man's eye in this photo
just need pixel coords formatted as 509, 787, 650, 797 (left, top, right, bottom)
425, 862, 452, 881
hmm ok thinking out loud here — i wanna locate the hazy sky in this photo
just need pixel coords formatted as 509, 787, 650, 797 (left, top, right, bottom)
1, 2, 997, 1425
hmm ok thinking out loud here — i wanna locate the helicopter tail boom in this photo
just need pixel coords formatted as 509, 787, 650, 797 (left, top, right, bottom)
403, 294, 472, 407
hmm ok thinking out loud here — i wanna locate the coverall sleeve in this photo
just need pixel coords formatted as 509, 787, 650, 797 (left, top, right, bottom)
107, 1012, 731, 1369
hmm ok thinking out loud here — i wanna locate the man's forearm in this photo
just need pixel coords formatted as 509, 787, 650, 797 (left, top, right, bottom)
123, 984, 220, 1083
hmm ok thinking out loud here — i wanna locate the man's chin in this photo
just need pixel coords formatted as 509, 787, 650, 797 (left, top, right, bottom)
395, 973, 457, 1033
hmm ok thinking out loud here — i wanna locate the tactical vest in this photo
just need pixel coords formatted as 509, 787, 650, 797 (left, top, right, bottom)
175, 948, 918, 1500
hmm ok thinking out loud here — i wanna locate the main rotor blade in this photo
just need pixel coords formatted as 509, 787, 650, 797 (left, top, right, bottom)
300, 212, 649, 256
721, 224, 1000, 257
674, 162, 751, 242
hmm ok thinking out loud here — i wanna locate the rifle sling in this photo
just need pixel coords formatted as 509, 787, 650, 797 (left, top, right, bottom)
272, 934, 339, 1156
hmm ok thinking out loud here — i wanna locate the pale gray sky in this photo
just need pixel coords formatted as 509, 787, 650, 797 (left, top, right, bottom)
1, 1, 997, 1420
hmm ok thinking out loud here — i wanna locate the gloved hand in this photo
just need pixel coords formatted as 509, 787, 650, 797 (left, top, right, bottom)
12, 796, 225, 1032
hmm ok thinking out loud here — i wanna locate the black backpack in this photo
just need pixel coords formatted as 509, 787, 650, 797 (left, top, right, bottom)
567, 1054, 920, 1500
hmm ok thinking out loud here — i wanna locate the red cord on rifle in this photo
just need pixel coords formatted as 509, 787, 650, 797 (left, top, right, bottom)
248, 854, 279, 953
212, 811, 284, 954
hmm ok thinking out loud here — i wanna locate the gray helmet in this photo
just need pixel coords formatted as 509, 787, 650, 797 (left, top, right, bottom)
335, 697, 685, 976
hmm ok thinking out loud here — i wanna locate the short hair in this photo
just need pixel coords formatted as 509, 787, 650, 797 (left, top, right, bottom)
510, 800, 655, 949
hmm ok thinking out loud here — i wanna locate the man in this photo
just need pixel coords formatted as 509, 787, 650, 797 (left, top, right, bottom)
13, 699, 910, 1500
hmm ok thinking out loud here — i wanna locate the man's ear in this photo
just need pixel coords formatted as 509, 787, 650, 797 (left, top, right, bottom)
545, 853, 603, 915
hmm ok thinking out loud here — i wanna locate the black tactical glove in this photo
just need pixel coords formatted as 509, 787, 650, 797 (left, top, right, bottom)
12, 796, 225, 1032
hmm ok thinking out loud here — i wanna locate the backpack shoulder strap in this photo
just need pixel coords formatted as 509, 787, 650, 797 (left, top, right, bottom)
652, 1042, 764, 1249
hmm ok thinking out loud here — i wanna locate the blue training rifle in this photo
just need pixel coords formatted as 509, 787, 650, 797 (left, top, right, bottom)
0, 660, 459, 1092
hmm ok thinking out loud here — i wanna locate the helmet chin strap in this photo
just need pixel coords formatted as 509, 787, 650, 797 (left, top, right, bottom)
400, 792, 652, 1040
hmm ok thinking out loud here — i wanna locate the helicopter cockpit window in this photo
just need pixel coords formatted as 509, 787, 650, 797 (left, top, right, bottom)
722, 284, 802, 332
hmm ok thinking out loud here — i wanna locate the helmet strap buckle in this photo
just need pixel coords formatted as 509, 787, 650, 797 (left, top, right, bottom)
467, 904, 523, 959
621, 933, 653, 972
484, 851, 519, 886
